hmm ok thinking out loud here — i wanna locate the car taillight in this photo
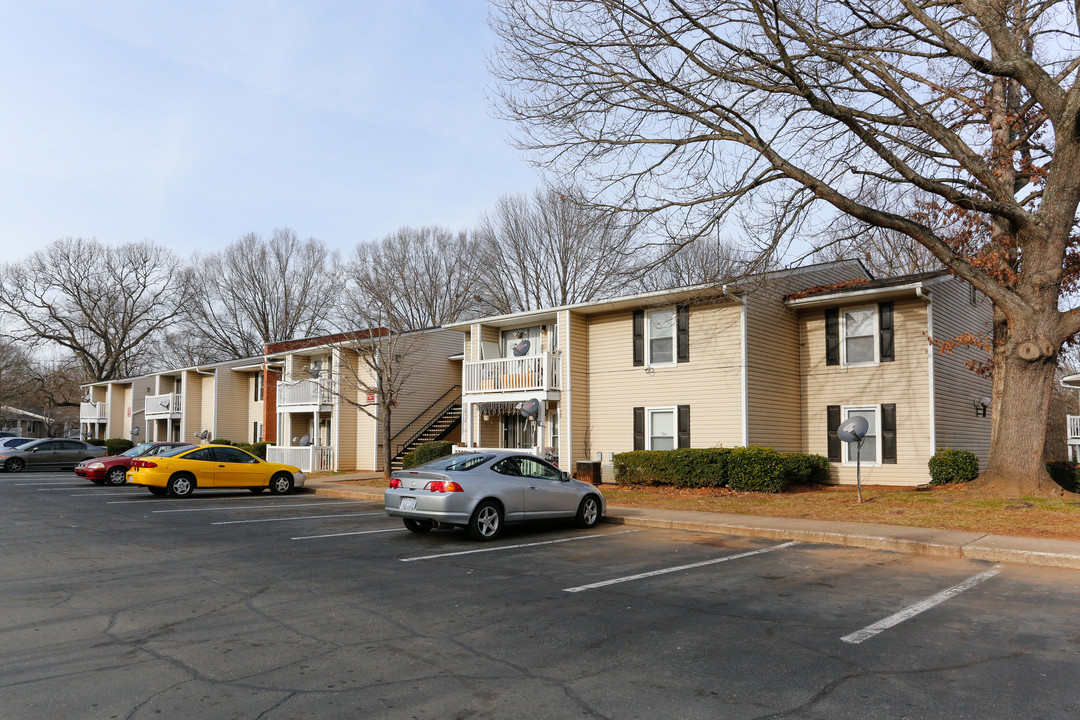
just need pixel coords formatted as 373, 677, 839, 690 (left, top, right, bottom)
388, 478, 401, 489
133, 460, 158, 469
424, 480, 463, 493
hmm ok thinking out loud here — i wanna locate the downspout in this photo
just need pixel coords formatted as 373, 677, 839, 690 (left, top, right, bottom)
919, 287, 936, 457
192, 368, 214, 443
740, 292, 749, 447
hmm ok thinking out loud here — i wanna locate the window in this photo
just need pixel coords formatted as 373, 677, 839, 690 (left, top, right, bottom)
844, 406, 878, 465
517, 456, 562, 481
647, 408, 676, 450
843, 307, 877, 364
502, 326, 541, 357
253, 422, 263, 443
548, 407, 559, 450
184, 448, 215, 462
214, 447, 259, 464
255, 371, 264, 402
647, 308, 675, 365
826, 303, 894, 366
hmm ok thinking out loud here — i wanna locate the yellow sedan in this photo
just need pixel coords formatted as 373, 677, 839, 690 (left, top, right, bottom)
126, 444, 307, 498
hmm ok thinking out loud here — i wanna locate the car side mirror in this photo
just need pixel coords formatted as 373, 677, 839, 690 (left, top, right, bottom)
561, 471, 571, 482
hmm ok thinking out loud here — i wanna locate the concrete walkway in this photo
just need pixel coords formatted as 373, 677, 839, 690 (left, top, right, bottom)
301, 475, 1080, 570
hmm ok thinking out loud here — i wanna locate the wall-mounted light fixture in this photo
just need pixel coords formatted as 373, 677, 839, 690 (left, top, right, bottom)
973, 396, 991, 417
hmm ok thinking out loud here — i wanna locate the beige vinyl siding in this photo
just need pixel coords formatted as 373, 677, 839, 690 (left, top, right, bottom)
801, 296, 932, 485
108, 384, 126, 437
929, 277, 993, 467
121, 385, 133, 436
565, 310, 588, 465
587, 301, 744, 460
746, 264, 871, 451
182, 371, 203, 441
334, 348, 360, 471
386, 331, 463, 442
200, 376, 215, 438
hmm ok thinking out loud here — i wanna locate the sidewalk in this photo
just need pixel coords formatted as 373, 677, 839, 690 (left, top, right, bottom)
301, 474, 1080, 570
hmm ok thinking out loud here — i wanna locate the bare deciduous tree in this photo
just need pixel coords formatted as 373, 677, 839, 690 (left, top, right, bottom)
491, 0, 1080, 495
0, 238, 189, 382
641, 235, 750, 291
185, 228, 342, 361
475, 186, 642, 313
351, 226, 480, 330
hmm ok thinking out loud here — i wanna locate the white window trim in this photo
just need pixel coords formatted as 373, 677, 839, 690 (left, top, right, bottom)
645, 406, 678, 450
841, 404, 881, 467
645, 307, 677, 368
840, 305, 880, 368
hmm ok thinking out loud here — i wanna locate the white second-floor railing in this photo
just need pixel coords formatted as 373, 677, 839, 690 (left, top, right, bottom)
80, 401, 107, 422
1068, 415, 1080, 441
267, 445, 334, 473
277, 379, 335, 408
464, 353, 561, 394
454, 446, 542, 457
145, 393, 183, 418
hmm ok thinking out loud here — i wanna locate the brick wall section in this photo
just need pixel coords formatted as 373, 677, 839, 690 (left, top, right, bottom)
263, 366, 281, 443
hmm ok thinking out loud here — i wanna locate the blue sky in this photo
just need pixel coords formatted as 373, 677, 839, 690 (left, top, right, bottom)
0, 1, 544, 263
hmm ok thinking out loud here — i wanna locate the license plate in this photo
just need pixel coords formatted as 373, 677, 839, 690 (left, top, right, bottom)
400, 497, 416, 511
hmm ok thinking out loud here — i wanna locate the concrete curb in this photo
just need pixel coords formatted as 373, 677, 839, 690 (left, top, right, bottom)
301, 482, 1080, 570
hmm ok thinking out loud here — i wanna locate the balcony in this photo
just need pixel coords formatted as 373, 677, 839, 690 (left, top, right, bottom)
463, 353, 561, 395
80, 401, 108, 423
276, 379, 335, 411
1068, 415, 1080, 444
266, 445, 334, 473
145, 393, 183, 419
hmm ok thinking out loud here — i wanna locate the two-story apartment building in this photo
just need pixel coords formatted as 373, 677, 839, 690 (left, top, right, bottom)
447, 260, 993, 486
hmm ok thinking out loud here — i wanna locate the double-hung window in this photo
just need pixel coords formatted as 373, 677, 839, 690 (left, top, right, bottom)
647, 407, 676, 450
842, 307, 877, 365
646, 308, 676, 366
826, 303, 894, 366
844, 406, 878, 464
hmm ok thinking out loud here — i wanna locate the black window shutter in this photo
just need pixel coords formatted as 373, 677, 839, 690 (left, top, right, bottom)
827, 405, 841, 462
676, 305, 690, 363
633, 407, 645, 450
825, 309, 839, 366
879, 302, 894, 362
632, 310, 645, 367
881, 403, 897, 463
677, 405, 690, 448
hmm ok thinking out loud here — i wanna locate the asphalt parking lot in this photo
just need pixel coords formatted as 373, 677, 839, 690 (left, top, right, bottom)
3, 471, 1079, 719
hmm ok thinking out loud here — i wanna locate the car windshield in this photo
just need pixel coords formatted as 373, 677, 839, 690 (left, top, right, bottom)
3, 438, 31, 447
146, 443, 194, 456
158, 445, 199, 458
416, 454, 493, 472
121, 443, 155, 457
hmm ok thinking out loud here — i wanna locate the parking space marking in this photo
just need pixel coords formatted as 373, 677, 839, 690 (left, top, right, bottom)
212, 512, 384, 525
35, 486, 97, 491
292, 528, 405, 540
400, 530, 641, 562
16, 482, 87, 486
150, 500, 378, 513
563, 541, 799, 593
840, 565, 1002, 644
70, 492, 143, 497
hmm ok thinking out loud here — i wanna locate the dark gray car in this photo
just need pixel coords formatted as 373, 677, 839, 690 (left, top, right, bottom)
0, 438, 107, 472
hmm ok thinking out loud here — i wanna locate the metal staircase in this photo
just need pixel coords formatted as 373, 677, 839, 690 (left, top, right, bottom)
389, 387, 462, 470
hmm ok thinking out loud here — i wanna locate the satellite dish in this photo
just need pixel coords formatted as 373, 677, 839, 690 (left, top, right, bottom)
837, 415, 868, 443
298, 433, 311, 447
131, 427, 140, 437
159, 399, 170, 409
194, 430, 210, 440
512, 339, 531, 356
82, 393, 91, 403
308, 360, 323, 379
519, 399, 540, 419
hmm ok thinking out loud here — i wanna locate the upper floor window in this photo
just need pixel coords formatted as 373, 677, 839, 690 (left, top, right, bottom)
825, 302, 894, 367
254, 371, 264, 402
843, 307, 877, 365
647, 309, 676, 365
634, 305, 689, 367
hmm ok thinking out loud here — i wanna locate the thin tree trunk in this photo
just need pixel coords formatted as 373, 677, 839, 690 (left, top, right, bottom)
381, 404, 393, 482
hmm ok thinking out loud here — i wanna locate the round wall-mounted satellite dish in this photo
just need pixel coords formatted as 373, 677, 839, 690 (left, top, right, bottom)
512, 339, 531, 356
131, 427, 140, 436
299, 433, 311, 446
519, 399, 540, 418
309, 360, 323, 379
837, 415, 869, 443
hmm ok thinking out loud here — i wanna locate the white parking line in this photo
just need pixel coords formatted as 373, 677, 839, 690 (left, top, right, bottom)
35, 486, 95, 491
563, 541, 799, 593
293, 528, 405, 540
840, 565, 1002, 644
70, 492, 142, 497
212, 512, 385, 525
16, 482, 86, 486
149, 500, 377, 513
400, 530, 641, 562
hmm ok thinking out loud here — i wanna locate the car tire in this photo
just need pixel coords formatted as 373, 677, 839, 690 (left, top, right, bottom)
89, 478, 106, 485
249, 487, 265, 494
4, 457, 24, 473
575, 495, 601, 529
269, 472, 294, 495
106, 467, 127, 486
148, 487, 167, 496
403, 518, 434, 533
468, 500, 503, 541
166, 474, 195, 498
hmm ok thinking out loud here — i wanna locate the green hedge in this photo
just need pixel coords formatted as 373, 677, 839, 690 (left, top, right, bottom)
104, 438, 134, 456
210, 438, 234, 446
613, 447, 830, 493
402, 440, 455, 469
85, 438, 108, 446
927, 448, 980, 485
1046, 461, 1078, 492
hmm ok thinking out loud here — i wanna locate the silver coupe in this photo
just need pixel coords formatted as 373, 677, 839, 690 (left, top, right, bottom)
385, 451, 606, 541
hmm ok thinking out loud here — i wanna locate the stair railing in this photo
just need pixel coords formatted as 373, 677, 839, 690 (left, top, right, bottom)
391, 385, 462, 458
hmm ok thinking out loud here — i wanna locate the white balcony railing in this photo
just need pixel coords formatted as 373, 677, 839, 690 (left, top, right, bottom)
276, 379, 335, 409
145, 393, 183, 419
1068, 415, 1080, 442
80, 401, 108, 422
453, 446, 543, 457
463, 353, 561, 394
267, 445, 334, 473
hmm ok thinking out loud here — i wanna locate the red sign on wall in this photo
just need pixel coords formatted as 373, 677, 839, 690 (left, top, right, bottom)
366, 392, 377, 404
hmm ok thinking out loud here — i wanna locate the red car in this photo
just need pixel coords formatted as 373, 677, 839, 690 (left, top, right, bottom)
75, 442, 194, 485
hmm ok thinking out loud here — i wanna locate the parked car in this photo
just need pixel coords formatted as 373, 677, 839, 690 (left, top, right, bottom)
0, 431, 16, 438
0, 438, 108, 472
74, 442, 194, 486
385, 451, 606, 541
126, 444, 306, 498
0, 437, 35, 449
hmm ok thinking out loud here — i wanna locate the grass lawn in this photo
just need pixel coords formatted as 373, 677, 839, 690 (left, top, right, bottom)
332, 475, 1080, 542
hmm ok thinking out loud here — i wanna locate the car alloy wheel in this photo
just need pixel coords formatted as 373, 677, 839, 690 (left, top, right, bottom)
167, 474, 194, 498
468, 500, 503, 541
4, 457, 24, 473
106, 467, 127, 485
270, 473, 294, 494
576, 495, 600, 528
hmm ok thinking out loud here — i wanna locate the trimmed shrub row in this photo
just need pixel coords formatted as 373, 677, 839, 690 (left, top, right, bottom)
402, 440, 455, 470
612, 447, 829, 493
927, 448, 980, 485
104, 438, 134, 456
1046, 461, 1078, 492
